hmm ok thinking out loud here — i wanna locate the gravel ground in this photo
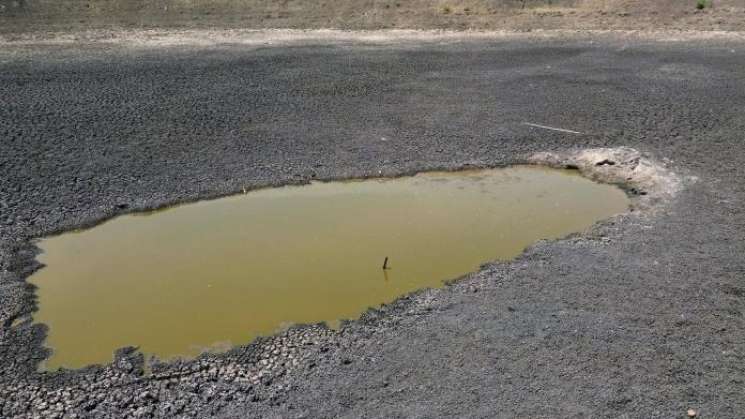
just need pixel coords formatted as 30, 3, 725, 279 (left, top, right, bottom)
1, 31, 744, 418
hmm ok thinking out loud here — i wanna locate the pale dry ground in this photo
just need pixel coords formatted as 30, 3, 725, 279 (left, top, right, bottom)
2, 27, 745, 49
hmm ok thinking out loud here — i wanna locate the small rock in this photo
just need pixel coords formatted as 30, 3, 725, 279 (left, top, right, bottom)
688, 409, 697, 417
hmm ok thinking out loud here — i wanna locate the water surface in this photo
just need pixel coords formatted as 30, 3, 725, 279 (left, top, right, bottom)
30, 166, 628, 370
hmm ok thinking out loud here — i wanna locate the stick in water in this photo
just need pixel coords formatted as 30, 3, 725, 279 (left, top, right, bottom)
382, 257, 389, 270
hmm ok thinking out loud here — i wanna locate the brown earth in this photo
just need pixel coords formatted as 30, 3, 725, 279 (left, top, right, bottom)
1, 0, 745, 35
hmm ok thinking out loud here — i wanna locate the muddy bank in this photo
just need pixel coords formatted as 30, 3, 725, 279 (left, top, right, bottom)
1, 35, 745, 417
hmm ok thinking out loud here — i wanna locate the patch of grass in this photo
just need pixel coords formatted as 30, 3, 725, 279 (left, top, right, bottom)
696, 0, 709, 10
441, 5, 451, 14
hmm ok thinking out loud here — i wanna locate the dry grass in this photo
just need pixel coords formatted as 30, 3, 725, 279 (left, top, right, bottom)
2, 0, 745, 33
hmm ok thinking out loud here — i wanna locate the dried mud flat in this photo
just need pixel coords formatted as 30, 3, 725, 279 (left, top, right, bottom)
1, 32, 745, 418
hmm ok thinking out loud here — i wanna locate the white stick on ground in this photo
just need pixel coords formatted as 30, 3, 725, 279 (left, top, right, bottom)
522, 122, 583, 134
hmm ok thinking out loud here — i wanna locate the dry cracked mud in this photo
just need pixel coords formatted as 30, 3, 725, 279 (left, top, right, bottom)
1, 31, 744, 418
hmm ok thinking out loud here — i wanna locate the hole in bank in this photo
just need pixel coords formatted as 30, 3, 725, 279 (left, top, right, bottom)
30, 166, 629, 370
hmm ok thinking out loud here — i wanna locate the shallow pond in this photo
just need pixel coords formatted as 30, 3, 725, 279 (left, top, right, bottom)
30, 166, 629, 370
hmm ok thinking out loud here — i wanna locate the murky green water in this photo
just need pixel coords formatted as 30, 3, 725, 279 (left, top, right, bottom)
30, 166, 628, 370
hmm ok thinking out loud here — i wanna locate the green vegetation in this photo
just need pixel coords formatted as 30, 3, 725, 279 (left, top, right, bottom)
696, 0, 709, 10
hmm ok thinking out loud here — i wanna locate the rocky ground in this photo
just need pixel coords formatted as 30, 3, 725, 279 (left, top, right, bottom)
1, 31, 744, 418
